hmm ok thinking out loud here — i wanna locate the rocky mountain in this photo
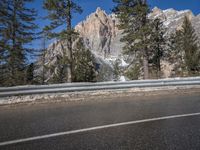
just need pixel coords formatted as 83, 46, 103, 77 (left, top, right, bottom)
75, 7, 123, 57
36, 7, 200, 82
192, 14, 200, 41
75, 7, 199, 59
149, 7, 198, 36
35, 38, 114, 82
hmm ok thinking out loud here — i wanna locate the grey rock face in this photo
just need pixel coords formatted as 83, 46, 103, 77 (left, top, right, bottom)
76, 7, 199, 60
75, 7, 124, 58
192, 14, 200, 42
36, 7, 200, 82
149, 7, 194, 35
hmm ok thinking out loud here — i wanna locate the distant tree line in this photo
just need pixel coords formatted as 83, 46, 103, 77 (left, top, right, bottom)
0, 0, 200, 87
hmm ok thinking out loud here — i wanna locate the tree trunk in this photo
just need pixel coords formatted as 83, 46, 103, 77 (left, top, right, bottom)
157, 57, 161, 79
10, 1, 17, 85
143, 54, 149, 79
66, 0, 73, 83
42, 34, 46, 84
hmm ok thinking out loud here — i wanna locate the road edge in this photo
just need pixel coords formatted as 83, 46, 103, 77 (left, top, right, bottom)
0, 85, 200, 106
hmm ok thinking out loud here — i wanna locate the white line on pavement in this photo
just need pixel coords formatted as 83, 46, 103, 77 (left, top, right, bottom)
1, 112, 200, 147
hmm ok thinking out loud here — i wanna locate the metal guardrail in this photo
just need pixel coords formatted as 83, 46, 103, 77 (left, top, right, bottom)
0, 77, 200, 98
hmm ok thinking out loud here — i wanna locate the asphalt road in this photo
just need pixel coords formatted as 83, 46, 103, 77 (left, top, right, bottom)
0, 92, 200, 150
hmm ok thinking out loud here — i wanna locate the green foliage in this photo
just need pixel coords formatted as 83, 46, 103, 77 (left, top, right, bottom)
43, 0, 82, 41
96, 64, 113, 82
113, 59, 121, 81
43, 0, 82, 27
113, 0, 150, 53
113, 0, 168, 79
113, 0, 152, 79
53, 55, 69, 83
0, 0, 38, 86
125, 64, 140, 80
33, 33, 49, 85
73, 38, 96, 82
168, 32, 181, 61
170, 16, 200, 76
43, 0, 83, 82
47, 38, 96, 83
26, 63, 34, 84
149, 18, 166, 78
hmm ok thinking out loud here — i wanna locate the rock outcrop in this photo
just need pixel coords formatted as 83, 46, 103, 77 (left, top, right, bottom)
75, 7, 123, 57
35, 7, 200, 82
149, 7, 194, 34
192, 14, 200, 41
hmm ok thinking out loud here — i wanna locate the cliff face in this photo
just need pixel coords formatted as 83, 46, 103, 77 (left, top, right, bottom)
35, 39, 114, 82
36, 7, 200, 82
75, 7, 123, 57
76, 7, 198, 59
192, 14, 200, 41
149, 7, 194, 34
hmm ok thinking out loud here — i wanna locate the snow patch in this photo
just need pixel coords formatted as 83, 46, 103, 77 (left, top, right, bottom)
119, 76, 126, 82
120, 58, 129, 67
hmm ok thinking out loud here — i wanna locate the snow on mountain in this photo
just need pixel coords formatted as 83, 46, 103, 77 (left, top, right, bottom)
149, 7, 194, 35
35, 7, 200, 82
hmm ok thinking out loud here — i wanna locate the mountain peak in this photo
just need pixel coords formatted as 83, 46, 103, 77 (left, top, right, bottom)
151, 6, 163, 17
36, 7, 200, 82
163, 8, 176, 13
95, 7, 105, 14
96, 7, 102, 11
152, 6, 162, 13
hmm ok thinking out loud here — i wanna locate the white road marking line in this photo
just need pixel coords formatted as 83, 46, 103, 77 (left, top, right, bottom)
1, 112, 200, 146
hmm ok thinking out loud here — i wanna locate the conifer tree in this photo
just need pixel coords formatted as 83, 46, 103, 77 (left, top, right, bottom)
34, 32, 48, 84
26, 63, 34, 84
0, 0, 37, 86
43, 0, 82, 82
113, 0, 152, 79
41, 33, 47, 84
73, 38, 96, 82
171, 16, 200, 76
0, 0, 9, 86
150, 18, 166, 78
113, 59, 121, 81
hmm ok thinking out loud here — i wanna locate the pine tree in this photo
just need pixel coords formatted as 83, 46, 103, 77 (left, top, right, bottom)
0, 0, 37, 86
26, 63, 34, 84
150, 18, 166, 78
168, 27, 182, 60
125, 64, 141, 80
0, 0, 9, 86
34, 32, 48, 84
43, 0, 82, 82
171, 16, 200, 76
41, 33, 47, 84
113, 59, 121, 81
73, 38, 96, 82
113, 0, 152, 79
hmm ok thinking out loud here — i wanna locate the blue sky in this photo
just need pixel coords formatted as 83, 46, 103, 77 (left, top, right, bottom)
29, 0, 200, 61
32, 0, 200, 28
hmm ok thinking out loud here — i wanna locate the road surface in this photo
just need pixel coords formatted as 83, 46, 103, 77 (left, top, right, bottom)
0, 92, 200, 150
